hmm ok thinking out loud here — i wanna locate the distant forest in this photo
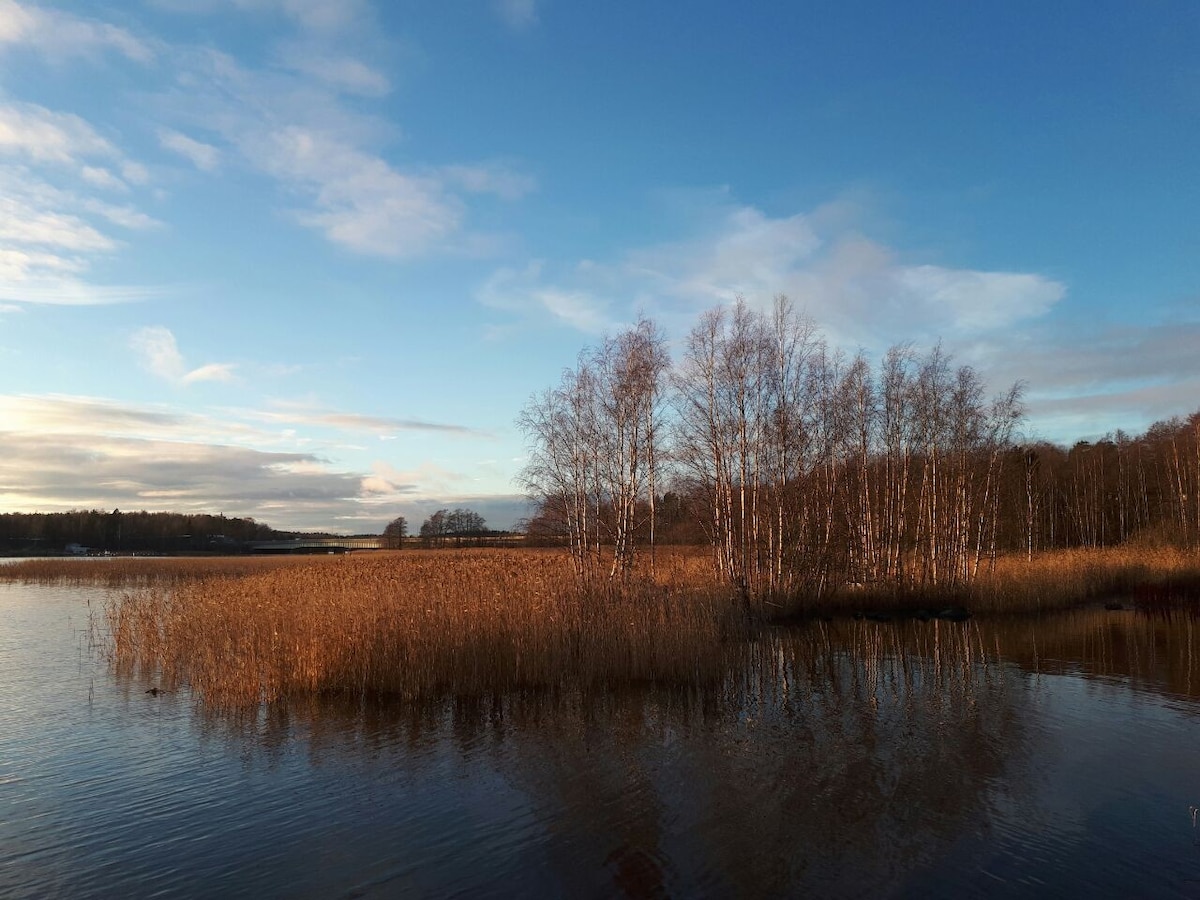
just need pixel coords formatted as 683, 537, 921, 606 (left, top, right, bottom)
0, 510, 312, 554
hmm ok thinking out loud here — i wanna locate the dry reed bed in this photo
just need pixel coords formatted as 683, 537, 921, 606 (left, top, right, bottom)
107, 550, 740, 709
821, 546, 1200, 616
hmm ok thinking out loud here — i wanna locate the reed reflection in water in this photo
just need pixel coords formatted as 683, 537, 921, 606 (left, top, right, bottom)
5, 582, 1200, 898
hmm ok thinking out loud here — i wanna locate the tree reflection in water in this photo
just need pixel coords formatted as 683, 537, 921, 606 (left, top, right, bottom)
182, 608, 1200, 897
192, 616, 1055, 896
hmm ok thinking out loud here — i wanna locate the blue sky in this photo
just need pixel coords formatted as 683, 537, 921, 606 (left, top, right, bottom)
0, 0, 1196, 532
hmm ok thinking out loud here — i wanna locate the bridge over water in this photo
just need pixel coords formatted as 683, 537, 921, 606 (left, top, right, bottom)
245, 536, 386, 554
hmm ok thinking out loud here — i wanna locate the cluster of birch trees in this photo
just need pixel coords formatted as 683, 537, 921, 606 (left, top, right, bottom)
517, 318, 670, 583
518, 297, 1025, 598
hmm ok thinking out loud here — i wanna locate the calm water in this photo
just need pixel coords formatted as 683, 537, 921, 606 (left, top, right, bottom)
4, 581, 1200, 898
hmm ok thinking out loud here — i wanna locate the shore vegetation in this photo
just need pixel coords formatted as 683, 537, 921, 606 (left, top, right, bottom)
6, 546, 1200, 709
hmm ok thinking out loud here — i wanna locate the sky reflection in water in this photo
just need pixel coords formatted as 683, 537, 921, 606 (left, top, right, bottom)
3, 585, 1200, 898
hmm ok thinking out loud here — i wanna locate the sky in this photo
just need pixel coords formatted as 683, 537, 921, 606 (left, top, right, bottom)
0, 0, 1197, 533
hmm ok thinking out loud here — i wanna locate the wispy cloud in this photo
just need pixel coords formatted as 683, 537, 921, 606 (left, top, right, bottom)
149, 33, 531, 260
130, 326, 237, 385
249, 401, 487, 437
479, 200, 1066, 347
0, 0, 154, 63
146, 0, 373, 33
440, 163, 537, 201
0, 100, 162, 305
964, 318, 1200, 442
249, 125, 464, 257
0, 189, 164, 306
479, 261, 618, 333
493, 0, 539, 31
6, 4, 532, 265
158, 128, 221, 172
273, 42, 390, 96
0, 102, 120, 166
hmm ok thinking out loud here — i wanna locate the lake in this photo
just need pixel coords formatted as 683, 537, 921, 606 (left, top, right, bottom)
3, 579, 1200, 898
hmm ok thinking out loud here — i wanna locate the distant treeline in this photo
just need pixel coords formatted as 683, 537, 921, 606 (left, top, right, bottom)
0, 510, 311, 554
518, 297, 1200, 598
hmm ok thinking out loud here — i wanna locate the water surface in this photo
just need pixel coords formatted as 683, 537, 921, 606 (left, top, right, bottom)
3, 582, 1200, 898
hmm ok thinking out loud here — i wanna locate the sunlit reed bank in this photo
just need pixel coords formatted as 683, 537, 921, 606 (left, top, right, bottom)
105, 551, 739, 709
52, 544, 1200, 709
818, 546, 1200, 616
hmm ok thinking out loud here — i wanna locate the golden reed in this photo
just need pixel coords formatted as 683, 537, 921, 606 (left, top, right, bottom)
101, 550, 738, 709
10, 545, 1199, 708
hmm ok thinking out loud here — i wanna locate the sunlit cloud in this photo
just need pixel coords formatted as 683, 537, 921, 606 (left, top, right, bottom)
0, 393, 525, 530
150, 39, 529, 260
0, 430, 362, 529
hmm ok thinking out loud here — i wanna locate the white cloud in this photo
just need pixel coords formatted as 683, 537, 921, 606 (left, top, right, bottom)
0, 160, 163, 305
0, 102, 118, 165
252, 0, 371, 32
246, 401, 486, 436
0, 274, 162, 306
274, 44, 390, 96
158, 129, 221, 172
628, 206, 823, 305
182, 363, 238, 385
0, 98, 160, 307
0, 430, 363, 530
0, 195, 115, 252
249, 126, 463, 257
480, 201, 1067, 347
440, 163, 537, 200
0, 0, 154, 62
131, 326, 238, 385
80, 166, 128, 191
148, 0, 371, 33
120, 161, 150, 185
151, 42, 526, 260
81, 199, 161, 232
478, 261, 617, 333
494, 0, 539, 30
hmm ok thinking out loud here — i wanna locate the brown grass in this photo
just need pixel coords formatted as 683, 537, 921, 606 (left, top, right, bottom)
105, 550, 740, 709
